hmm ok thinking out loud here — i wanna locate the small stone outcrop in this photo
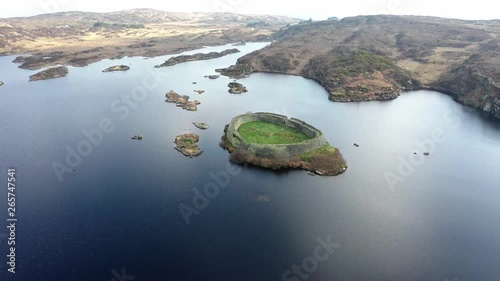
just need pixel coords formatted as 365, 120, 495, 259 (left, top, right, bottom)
228, 82, 248, 94
0, 81, 4, 87
194, 89, 205, 94
29, 66, 68, 82
193, 122, 209, 130
175, 133, 203, 157
132, 135, 143, 140
165, 90, 199, 111
102, 65, 130, 72
204, 75, 220, 80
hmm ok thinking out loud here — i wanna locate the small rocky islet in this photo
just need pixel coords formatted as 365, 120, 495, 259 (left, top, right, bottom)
29, 66, 69, 82
165, 90, 200, 111
0, 81, 4, 87
204, 74, 220, 80
193, 122, 209, 130
220, 112, 348, 176
102, 65, 130, 72
228, 82, 248, 94
175, 133, 203, 157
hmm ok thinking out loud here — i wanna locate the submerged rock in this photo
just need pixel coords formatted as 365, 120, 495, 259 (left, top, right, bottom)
29, 66, 68, 82
204, 74, 220, 80
132, 135, 143, 140
175, 133, 203, 157
102, 65, 130, 72
0, 81, 4, 87
228, 82, 248, 94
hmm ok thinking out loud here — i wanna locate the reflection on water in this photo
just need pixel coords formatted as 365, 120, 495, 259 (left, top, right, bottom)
1, 43, 500, 281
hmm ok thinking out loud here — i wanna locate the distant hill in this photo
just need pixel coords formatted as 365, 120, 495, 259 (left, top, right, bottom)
219, 15, 500, 120
2, 9, 297, 28
0, 9, 299, 68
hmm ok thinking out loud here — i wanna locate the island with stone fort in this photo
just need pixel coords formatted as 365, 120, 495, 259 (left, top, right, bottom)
220, 112, 347, 176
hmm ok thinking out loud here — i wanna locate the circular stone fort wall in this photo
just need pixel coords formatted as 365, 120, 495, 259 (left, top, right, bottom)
225, 112, 328, 159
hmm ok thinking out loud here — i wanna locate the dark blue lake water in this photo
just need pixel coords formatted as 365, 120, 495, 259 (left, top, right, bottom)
0, 43, 500, 281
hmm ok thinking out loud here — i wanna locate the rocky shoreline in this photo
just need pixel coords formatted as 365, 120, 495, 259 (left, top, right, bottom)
216, 15, 500, 121
29, 66, 68, 82
154, 48, 240, 68
218, 58, 500, 119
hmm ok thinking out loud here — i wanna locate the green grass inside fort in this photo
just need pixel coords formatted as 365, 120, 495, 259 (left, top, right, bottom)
237, 121, 311, 144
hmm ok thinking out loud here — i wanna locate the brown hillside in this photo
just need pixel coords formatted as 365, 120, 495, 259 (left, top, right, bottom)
0, 9, 299, 69
219, 15, 500, 119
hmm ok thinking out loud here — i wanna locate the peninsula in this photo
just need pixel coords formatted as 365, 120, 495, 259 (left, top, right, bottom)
154, 48, 240, 68
220, 112, 347, 176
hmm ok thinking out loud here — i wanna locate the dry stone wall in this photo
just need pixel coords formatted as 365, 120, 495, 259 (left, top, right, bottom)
225, 112, 327, 159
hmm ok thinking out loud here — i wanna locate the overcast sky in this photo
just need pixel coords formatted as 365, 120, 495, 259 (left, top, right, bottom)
1, 0, 498, 20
